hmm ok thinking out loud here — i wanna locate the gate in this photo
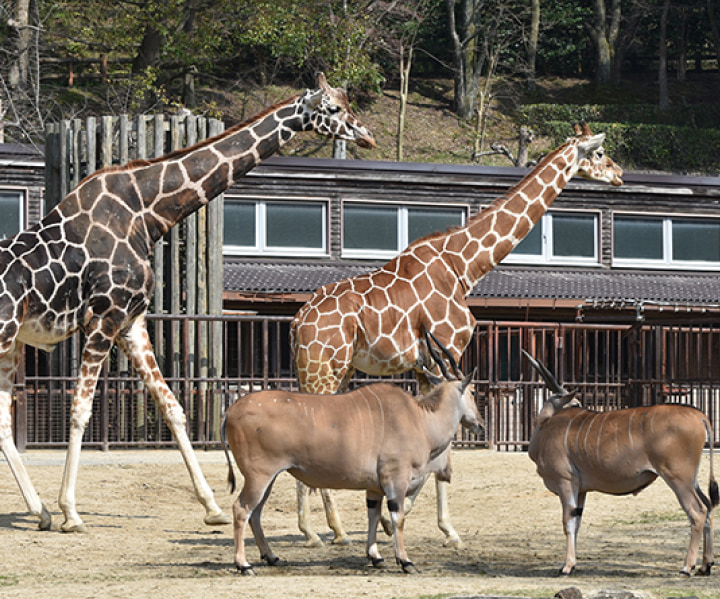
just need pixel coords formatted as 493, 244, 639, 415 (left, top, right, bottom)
12, 316, 720, 451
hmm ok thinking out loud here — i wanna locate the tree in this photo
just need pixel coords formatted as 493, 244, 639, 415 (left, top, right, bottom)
446, 0, 528, 120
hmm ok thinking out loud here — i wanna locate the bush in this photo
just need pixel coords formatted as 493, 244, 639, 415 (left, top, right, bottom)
532, 119, 720, 174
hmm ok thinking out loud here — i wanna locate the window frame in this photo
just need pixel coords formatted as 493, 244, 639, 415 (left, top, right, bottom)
340, 199, 468, 260
0, 187, 26, 240
223, 194, 329, 257
503, 209, 602, 267
612, 211, 720, 271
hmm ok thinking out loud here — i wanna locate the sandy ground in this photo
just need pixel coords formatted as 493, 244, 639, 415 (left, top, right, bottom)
0, 448, 717, 599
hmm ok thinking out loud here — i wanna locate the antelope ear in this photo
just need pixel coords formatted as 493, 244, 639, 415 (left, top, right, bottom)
422, 367, 444, 388
578, 133, 605, 154
461, 368, 476, 393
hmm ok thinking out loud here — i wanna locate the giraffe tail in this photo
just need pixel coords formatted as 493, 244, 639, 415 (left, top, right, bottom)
220, 411, 237, 495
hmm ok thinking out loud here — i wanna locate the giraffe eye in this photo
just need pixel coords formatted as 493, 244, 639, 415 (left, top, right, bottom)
327, 105, 341, 114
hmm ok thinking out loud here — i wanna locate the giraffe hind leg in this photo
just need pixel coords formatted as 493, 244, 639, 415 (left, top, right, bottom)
118, 318, 229, 526
0, 342, 52, 530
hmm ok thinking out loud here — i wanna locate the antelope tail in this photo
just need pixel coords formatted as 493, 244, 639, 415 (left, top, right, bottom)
220, 411, 237, 495
706, 420, 719, 508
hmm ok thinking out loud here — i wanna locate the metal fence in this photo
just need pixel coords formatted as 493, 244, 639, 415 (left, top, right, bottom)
12, 315, 720, 451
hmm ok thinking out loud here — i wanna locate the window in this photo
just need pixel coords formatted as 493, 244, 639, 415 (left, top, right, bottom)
0, 190, 25, 239
223, 196, 327, 256
613, 214, 720, 269
505, 211, 600, 265
342, 202, 465, 259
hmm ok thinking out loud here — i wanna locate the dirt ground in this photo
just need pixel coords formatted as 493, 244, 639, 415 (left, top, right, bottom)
1, 448, 717, 599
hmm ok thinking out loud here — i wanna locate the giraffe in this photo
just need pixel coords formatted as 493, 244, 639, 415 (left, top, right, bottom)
291, 122, 623, 547
0, 73, 375, 533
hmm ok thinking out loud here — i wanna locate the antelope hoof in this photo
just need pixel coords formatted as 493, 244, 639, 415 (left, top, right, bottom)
368, 556, 386, 569
397, 558, 418, 574
204, 511, 231, 526
559, 566, 575, 576
261, 554, 281, 566
697, 562, 713, 576
38, 507, 52, 531
235, 563, 257, 576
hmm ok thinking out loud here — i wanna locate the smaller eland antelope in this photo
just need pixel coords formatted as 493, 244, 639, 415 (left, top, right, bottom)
523, 350, 719, 576
221, 329, 482, 575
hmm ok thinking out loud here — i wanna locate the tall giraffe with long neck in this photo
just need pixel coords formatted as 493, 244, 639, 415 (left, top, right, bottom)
0, 73, 375, 533
291, 123, 623, 546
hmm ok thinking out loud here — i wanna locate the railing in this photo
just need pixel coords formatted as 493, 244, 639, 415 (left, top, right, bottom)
12, 315, 720, 451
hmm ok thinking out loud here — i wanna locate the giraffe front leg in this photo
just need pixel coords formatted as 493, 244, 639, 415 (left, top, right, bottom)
58, 358, 104, 533
321, 488, 350, 545
119, 319, 229, 526
0, 345, 52, 530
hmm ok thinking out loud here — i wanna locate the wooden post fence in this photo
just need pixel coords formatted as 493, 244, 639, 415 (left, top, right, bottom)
44, 114, 225, 438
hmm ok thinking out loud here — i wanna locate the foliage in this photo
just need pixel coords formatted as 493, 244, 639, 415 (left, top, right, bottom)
533, 119, 720, 174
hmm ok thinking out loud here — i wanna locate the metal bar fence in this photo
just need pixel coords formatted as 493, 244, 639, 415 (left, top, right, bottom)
12, 315, 720, 451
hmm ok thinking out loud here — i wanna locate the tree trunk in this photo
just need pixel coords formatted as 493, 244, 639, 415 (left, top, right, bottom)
658, 0, 670, 111
527, 0, 540, 89
446, 0, 483, 120
8, 0, 32, 91
396, 45, 413, 162
132, 25, 163, 73
587, 0, 622, 85
709, 0, 720, 67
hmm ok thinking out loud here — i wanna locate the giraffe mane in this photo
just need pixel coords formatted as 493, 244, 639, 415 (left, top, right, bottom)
405, 139, 574, 251
77, 95, 302, 185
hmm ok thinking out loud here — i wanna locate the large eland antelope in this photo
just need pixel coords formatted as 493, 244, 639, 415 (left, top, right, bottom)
221, 330, 482, 575
524, 350, 718, 576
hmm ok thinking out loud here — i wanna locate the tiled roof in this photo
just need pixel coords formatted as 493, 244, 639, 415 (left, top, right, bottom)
223, 258, 720, 307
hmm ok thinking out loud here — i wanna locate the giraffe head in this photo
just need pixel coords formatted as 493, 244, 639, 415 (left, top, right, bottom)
300, 73, 376, 149
571, 122, 623, 187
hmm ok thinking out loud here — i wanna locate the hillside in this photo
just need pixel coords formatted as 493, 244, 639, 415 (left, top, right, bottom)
48, 72, 720, 173
185, 72, 720, 174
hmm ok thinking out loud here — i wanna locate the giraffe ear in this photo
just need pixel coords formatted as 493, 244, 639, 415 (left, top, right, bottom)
577, 133, 605, 155
305, 88, 323, 110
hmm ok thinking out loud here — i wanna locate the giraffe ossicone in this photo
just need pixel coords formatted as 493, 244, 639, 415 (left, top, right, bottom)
291, 122, 623, 547
0, 73, 375, 532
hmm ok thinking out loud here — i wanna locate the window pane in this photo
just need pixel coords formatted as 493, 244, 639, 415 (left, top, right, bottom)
613, 217, 663, 260
0, 192, 21, 239
407, 207, 463, 243
224, 201, 256, 246
343, 204, 397, 251
512, 222, 542, 255
266, 202, 324, 248
673, 219, 720, 262
553, 213, 596, 258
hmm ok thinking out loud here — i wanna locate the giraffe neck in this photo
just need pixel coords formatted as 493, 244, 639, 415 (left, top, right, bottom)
442, 141, 579, 294
71, 95, 307, 249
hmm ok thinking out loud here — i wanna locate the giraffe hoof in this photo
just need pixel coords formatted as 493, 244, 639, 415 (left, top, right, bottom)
204, 511, 231, 526
443, 535, 462, 549
331, 533, 351, 546
38, 507, 52, 531
60, 521, 87, 534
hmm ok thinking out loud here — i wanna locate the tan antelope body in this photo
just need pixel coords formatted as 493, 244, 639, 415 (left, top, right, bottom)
525, 351, 719, 576
221, 333, 481, 574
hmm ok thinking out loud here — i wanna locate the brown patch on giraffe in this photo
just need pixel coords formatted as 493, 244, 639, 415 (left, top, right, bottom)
201, 163, 230, 199
493, 210, 518, 235
493, 240, 514, 264
162, 162, 185, 194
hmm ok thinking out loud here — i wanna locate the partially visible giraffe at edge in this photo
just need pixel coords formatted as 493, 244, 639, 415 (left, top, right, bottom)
0, 73, 375, 532
291, 122, 623, 547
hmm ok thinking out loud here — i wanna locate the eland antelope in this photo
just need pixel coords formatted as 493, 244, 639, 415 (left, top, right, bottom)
524, 350, 719, 576
221, 330, 482, 575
